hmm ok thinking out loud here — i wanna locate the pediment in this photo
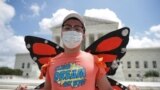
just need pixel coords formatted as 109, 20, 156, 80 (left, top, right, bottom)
52, 16, 118, 30
83, 16, 118, 26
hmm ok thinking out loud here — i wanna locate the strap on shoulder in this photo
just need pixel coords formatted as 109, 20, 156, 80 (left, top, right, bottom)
93, 55, 109, 73
39, 58, 56, 79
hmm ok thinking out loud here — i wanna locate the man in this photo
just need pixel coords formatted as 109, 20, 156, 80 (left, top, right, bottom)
43, 13, 112, 90
16, 13, 139, 90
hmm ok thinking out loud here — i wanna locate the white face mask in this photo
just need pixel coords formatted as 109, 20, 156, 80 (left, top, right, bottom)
62, 30, 83, 49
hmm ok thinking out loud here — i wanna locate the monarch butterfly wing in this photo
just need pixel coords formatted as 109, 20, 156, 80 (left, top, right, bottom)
107, 77, 128, 90
24, 36, 64, 69
35, 82, 44, 89
85, 27, 130, 75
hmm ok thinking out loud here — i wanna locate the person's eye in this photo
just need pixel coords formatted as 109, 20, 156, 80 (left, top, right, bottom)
63, 26, 71, 30
65, 27, 70, 30
75, 27, 83, 32
75, 28, 80, 31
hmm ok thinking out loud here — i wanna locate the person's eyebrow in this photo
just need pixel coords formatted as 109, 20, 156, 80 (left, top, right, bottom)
63, 24, 72, 26
63, 24, 83, 27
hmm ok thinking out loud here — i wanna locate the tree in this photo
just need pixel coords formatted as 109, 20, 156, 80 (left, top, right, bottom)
143, 70, 159, 82
13, 69, 23, 76
0, 67, 23, 76
144, 70, 159, 78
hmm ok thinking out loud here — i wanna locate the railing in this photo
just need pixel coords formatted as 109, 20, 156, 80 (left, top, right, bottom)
0, 79, 44, 90
0, 79, 160, 90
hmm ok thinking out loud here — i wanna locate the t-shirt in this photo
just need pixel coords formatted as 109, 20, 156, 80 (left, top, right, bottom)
45, 50, 106, 90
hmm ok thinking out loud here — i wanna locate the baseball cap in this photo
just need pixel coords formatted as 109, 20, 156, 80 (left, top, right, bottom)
62, 13, 85, 33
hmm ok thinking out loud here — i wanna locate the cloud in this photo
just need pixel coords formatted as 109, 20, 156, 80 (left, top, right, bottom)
150, 24, 160, 38
0, 0, 15, 41
0, 36, 27, 68
30, 2, 47, 17
128, 36, 160, 48
0, 1, 28, 68
20, 2, 47, 20
0, 56, 15, 68
128, 24, 160, 48
84, 8, 123, 28
0, 0, 15, 23
30, 3, 40, 16
37, 8, 76, 35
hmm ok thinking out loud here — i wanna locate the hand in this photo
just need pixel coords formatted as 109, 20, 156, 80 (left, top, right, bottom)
128, 85, 139, 90
15, 84, 27, 90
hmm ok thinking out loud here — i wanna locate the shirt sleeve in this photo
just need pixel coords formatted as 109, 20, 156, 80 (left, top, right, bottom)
45, 67, 51, 82
94, 55, 106, 81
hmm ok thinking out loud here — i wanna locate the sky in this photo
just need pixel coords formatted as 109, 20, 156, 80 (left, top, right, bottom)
0, 0, 160, 68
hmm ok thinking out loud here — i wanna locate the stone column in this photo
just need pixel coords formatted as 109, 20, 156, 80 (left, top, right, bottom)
85, 34, 89, 48
94, 33, 98, 41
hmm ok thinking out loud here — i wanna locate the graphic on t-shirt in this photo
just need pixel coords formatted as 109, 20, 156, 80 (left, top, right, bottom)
54, 63, 86, 88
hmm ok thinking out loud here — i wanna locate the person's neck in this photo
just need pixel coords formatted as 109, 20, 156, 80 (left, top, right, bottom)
64, 47, 81, 54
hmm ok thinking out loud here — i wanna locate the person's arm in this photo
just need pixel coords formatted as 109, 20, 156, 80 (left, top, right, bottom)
128, 85, 139, 90
15, 84, 27, 90
96, 76, 113, 90
42, 80, 51, 90
94, 56, 112, 90
42, 67, 52, 90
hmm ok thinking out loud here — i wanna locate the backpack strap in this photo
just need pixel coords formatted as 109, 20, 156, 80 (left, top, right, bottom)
94, 55, 109, 73
39, 58, 56, 79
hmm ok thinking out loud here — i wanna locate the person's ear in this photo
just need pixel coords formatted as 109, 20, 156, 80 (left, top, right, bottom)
82, 33, 85, 41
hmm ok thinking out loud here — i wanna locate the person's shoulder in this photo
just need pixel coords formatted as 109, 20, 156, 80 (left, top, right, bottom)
81, 51, 92, 56
50, 52, 64, 63
81, 51, 97, 58
81, 51, 100, 63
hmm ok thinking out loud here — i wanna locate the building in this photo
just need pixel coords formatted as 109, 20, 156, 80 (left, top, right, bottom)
14, 15, 160, 82
121, 48, 160, 81
14, 53, 40, 79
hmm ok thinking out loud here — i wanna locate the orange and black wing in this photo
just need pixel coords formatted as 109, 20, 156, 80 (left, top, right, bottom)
85, 27, 130, 90
24, 36, 64, 69
107, 77, 128, 90
85, 27, 130, 75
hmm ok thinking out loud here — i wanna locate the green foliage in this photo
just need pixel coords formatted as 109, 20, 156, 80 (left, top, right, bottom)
0, 67, 23, 76
13, 69, 23, 75
144, 70, 159, 78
